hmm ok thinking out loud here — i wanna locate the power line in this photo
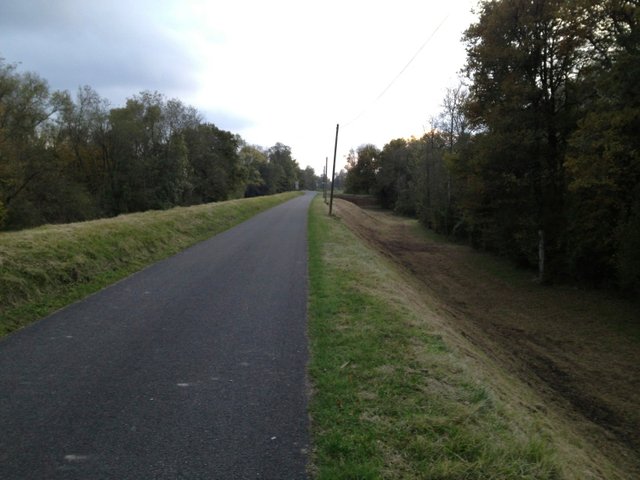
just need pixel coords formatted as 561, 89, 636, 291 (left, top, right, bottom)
343, 14, 450, 127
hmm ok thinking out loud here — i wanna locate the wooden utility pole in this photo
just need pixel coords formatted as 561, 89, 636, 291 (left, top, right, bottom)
329, 124, 339, 215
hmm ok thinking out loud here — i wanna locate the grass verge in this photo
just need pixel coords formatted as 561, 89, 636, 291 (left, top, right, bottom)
307, 196, 559, 479
0, 192, 301, 337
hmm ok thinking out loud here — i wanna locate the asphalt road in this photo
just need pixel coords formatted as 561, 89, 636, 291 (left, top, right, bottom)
0, 192, 315, 479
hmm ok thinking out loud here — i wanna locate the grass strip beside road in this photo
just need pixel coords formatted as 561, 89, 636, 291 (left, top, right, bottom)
307, 196, 559, 479
0, 192, 301, 337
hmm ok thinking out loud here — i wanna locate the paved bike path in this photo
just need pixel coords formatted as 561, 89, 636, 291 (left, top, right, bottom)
0, 192, 314, 479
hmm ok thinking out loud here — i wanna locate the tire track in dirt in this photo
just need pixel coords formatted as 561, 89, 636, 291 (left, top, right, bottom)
333, 198, 640, 477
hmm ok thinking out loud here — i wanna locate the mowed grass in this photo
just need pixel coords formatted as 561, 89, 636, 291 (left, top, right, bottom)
307, 196, 559, 479
0, 192, 301, 336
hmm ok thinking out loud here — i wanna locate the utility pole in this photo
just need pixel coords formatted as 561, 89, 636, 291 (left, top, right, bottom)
329, 124, 339, 216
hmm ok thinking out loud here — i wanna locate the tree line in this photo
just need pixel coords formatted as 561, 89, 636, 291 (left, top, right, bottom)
345, 0, 639, 293
0, 60, 318, 230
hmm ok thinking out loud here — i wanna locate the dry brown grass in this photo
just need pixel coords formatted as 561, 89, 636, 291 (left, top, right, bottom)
333, 198, 640, 480
309, 198, 560, 479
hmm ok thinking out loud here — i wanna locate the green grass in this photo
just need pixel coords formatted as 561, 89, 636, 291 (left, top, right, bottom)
0, 192, 301, 336
307, 196, 559, 479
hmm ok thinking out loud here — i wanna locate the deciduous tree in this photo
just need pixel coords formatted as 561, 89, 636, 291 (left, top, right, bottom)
345, 144, 379, 195
462, 0, 585, 279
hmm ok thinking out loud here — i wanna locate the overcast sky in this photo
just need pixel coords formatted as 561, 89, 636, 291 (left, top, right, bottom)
1, 0, 478, 175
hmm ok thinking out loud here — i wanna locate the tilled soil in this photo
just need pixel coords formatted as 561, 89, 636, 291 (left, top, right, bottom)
333, 199, 640, 477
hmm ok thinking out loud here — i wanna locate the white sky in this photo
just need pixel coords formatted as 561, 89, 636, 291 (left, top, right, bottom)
1, 0, 478, 176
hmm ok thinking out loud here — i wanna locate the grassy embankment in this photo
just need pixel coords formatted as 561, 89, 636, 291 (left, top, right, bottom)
307, 196, 559, 479
0, 192, 301, 336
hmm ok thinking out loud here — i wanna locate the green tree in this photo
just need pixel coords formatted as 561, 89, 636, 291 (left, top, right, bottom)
0, 58, 279, 230
462, 0, 585, 279
345, 144, 380, 194
333, 169, 347, 191
0, 60, 92, 228
266, 143, 298, 193
0, 62, 50, 218
240, 144, 269, 197
564, 0, 640, 289
54, 85, 110, 215
183, 123, 243, 203
105, 96, 151, 213
104, 92, 202, 213
299, 166, 318, 190
413, 130, 449, 233
434, 84, 469, 233
375, 138, 415, 213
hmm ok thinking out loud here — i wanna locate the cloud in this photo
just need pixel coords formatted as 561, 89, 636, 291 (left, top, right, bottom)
1, 0, 478, 174
200, 109, 254, 133
0, 0, 200, 103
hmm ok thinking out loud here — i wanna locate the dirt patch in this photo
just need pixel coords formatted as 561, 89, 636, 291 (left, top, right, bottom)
333, 199, 640, 477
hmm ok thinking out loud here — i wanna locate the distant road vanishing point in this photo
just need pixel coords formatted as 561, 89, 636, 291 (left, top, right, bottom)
0, 192, 315, 479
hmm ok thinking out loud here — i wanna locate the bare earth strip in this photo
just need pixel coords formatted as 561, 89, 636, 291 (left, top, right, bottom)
333, 199, 640, 478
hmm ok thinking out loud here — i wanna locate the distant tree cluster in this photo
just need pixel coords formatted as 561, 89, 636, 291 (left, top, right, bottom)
345, 0, 639, 292
0, 60, 318, 230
